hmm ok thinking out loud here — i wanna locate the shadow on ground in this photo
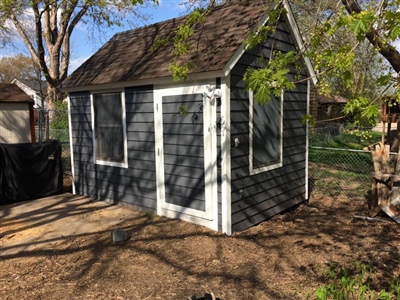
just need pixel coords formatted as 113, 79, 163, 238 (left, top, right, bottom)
0, 193, 399, 299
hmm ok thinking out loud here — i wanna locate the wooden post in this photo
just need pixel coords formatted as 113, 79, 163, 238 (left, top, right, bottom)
387, 122, 392, 144
382, 121, 386, 145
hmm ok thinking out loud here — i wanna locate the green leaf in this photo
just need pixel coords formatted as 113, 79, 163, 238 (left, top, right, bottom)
348, 12, 375, 40
360, 104, 379, 120
302, 114, 316, 127
376, 74, 393, 86
315, 286, 328, 300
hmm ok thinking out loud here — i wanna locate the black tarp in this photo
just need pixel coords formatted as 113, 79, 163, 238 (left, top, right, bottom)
0, 140, 63, 204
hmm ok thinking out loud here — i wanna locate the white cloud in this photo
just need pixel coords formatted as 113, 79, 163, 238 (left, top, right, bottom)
393, 39, 400, 52
68, 55, 90, 74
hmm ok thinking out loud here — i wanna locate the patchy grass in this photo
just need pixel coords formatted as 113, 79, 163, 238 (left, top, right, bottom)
310, 130, 382, 149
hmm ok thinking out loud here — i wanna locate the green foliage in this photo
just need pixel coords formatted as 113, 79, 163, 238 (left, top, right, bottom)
169, 62, 192, 81
242, 4, 302, 103
376, 75, 394, 87
300, 0, 399, 117
51, 101, 68, 130
310, 130, 381, 149
178, 104, 188, 116
314, 262, 400, 300
302, 114, 316, 127
244, 4, 285, 50
347, 11, 376, 41
244, 51, 297, 104
150, 35, 169, 52
343, 97, 379, 136
169, 8, 209, 81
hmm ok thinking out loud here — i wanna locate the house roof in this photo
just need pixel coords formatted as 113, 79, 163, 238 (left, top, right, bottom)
0, 83, 34, 103
12, 79, 47, 95
62, 0, 276, 89
318, 95, 348, 104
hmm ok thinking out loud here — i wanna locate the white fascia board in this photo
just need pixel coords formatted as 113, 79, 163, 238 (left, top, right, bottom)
221, 0, 318, 86
222, 2, 276, 77
221, 75, 232, 235
282, 0, 318, 86
61, 70, 224, 93
67, 95, 76, 195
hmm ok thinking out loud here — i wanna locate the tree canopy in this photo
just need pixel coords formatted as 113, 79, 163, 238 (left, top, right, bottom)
172, 1, 399, 91
1, 0, 399, 120
0, 0, 157, 106
0, 54, 42, 83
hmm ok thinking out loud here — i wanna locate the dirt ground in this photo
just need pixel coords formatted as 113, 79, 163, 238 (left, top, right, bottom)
1, 180, 399, 300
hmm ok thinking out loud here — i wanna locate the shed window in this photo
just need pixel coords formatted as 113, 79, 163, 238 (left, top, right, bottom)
92, 92, 127, 168
249, 91, 283, 175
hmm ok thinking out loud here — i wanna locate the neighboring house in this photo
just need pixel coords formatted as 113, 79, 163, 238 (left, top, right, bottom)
0, 83, 35, 143
309, 89, 348, 123
11, 79, 47, 108
62, 0, 317, 234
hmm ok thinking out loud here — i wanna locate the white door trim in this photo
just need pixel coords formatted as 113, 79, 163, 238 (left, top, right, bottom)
154, 82, 219, 230
221, 75, 232, 235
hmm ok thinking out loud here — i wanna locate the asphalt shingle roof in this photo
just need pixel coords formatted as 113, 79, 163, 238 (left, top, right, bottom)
0, 83, 34, 103
63, 0, 273, 88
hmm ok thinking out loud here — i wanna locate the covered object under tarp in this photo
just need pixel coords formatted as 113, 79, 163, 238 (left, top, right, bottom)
0, 140, 63, 204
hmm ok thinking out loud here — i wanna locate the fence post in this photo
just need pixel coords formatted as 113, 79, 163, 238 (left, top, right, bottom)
38, 109, 42, 142
45, 110, 50, 140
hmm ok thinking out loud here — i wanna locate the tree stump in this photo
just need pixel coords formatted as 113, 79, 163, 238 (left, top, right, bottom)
369, 142, 400, 217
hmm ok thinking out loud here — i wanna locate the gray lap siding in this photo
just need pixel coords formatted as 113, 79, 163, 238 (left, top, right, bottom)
69, 86, 157, 211
230, 21, 308, 232
162, 93, 206, 211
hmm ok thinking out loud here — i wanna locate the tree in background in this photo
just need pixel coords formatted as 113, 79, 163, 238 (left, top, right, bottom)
173, 0, 399, 96
288, 0, 396, 130
170, 0, 399, 140
0, 0, 158, 108
0, 54, 42, 83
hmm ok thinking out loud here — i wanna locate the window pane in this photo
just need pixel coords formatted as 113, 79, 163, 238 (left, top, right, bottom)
253, 94, 281, 169
93, 93, 125, 163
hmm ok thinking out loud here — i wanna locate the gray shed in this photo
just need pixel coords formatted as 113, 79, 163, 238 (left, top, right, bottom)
62, 0, 316, 234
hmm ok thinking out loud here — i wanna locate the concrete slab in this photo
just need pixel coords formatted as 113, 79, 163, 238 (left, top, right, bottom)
372, 122, 398, 132
0, 193, 140, 257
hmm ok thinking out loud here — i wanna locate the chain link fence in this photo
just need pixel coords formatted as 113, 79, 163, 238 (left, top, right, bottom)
35, 109, 71, 174
308, 125, 375, 199
33, 111, 378, 199
309, 147, 373, 198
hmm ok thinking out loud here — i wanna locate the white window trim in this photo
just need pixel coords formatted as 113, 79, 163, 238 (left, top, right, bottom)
90, 90, 128, 168
249, 90, 283, 175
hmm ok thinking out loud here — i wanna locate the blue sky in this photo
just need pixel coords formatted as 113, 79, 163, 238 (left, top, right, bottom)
69, 1, 186, 72
67, 1, 400, 74
2, 1, 400, 75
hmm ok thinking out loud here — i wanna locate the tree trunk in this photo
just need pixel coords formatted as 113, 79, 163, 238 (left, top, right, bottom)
341, 0, 400, 73
390, 121, 400, 152
46, 84, 63, 110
